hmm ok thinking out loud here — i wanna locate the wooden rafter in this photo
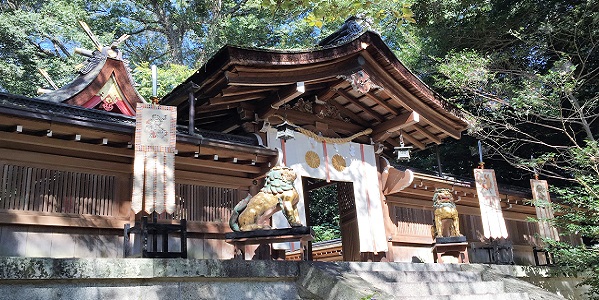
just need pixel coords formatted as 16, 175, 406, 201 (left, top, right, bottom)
220, 86, 276, 97
336, 88, 385, 122
195, 110, 231, 119
412, 123, 442, 144
328, 98, 371, 127
364, 91, 401, 116
198, 75, 228, 99
209, 92, 268, 105
361, 53, 462, 139
371, 131, 391, 143
194, 103, 240, 116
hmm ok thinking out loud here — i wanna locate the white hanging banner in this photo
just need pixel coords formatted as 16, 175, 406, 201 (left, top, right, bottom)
132, 103, 177, 214
267, 130, 388, 253
474, 169, 508, 239
531, 179, 560, 241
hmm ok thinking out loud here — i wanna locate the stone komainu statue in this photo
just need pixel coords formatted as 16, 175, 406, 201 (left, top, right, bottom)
229, 166, 302, 232
432, 188, 462, 238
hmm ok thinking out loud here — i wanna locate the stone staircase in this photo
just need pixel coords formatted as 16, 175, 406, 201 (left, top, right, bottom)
0, 258, 570, 300
343, 262, 528, 299
301, 262, 564, 300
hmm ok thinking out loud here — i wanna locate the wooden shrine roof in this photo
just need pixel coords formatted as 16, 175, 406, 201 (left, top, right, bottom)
162, 21, 468, 154
0, 92, 278, 181
37, 48, 144, 116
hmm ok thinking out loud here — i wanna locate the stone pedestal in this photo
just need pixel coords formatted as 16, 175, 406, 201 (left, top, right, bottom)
432, 241, 469, 264
225, 227, 313, 260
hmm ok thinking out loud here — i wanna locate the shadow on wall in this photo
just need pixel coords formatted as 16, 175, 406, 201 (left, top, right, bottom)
519, 265, 590, 300
0, 223, 121, 258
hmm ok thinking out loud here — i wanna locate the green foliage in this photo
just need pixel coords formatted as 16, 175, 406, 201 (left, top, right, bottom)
545, 240, 599, 298
311, 225, 341, 243
131, 62, 195, 100
409, 0, 599, 297
308, 185, 341, 242
0, 0, 92, 96
260, 0, 416, 29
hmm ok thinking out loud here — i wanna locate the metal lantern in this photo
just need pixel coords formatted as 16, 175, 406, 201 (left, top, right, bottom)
275, 121, 295, 140
394, 133, 412, 161
394, 145, 413, 161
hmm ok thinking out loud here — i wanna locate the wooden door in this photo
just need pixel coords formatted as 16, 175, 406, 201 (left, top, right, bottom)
337, 182, 360, 261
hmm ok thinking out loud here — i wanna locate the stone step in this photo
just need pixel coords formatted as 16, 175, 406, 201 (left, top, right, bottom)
372, 281, 505, 296
357, 270, 482, 283
395, 292, 530, 300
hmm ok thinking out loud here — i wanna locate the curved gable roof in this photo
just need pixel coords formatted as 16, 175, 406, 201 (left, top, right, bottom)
163, 28, 468, 154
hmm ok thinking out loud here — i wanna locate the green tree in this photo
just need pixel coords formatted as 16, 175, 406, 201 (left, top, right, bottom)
132, 62, 195, 100
0, 0, 93, 96
308, 185, 340, 242
408, 0, 598, 296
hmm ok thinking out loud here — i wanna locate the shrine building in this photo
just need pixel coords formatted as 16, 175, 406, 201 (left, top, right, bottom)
0, 18, 573, 264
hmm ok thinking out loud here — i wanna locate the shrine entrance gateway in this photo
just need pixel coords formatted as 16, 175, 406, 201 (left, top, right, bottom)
268, 129, 388, 256
302, 177, 360, 261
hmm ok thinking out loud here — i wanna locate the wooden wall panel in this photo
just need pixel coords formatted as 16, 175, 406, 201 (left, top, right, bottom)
0, 162, 118, 217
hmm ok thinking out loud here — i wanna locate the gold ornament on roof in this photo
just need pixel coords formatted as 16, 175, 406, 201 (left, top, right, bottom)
332, 154, 347, 172
305, 151, 320, 168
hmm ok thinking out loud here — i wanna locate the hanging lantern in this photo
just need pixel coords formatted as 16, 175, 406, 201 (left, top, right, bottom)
394, 132, 412, 161
275, 121, 296, 140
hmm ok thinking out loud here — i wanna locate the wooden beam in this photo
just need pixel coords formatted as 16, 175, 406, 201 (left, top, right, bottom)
364, 91, 401, 115
225, 56, 365, 86
281, 109, 365, 135
0, 211, 129, 229
328, 97, 371, 127
209, 92, 267, 105
0, 131, 131, 159
336, 88, 385, 122
199, 75, 229, 99
176, 156, 262, 174
412, 123, 442, 144
220, 86, 277, 97
361, 54, 463, 139
0, 148, 131, 174
315, 81, 345, 101
371, 131, 391, 143
257, 82, 305, 119
371, 111, 419, 136
194, 103, 240, 116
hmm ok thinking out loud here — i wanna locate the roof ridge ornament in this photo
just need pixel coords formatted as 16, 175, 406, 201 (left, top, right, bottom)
317, 15, 372, 47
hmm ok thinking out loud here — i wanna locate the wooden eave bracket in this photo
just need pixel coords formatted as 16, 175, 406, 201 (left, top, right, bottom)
257, 82, 305, 119
371, 111, 419, 142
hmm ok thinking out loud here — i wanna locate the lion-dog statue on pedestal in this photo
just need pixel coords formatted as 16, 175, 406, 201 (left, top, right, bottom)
229, 166, 302, 232
432, 188, 462, 238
